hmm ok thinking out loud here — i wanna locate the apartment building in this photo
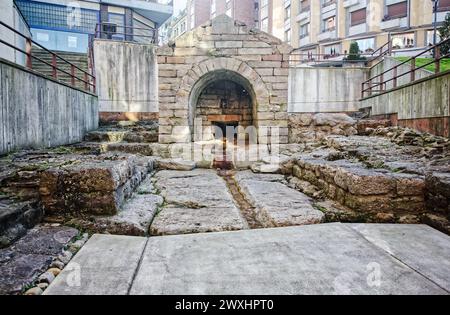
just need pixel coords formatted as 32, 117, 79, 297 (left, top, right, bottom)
13, 0, 173, 53
187, 0, 259, 31
260, 0, 450, 56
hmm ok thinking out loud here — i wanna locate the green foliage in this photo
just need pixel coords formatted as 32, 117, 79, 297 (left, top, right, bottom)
345, 41, 366, 61
439, 13, 450, 55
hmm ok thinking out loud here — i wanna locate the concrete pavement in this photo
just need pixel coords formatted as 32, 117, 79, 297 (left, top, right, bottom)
44, 223, 450, 295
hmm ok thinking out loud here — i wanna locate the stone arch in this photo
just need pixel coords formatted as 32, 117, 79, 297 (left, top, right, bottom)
176, 57, 271, 138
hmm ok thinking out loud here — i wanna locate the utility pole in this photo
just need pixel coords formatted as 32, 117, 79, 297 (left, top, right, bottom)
432, 0, 439, 46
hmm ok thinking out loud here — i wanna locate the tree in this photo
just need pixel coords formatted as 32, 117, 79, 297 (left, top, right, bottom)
345, 41, 366, 61
439, 13, 450, 56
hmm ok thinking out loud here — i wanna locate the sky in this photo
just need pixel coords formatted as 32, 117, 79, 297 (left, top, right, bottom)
173, 0, 187, 16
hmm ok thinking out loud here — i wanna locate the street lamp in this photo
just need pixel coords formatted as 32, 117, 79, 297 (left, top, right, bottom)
432, 0, 439, 46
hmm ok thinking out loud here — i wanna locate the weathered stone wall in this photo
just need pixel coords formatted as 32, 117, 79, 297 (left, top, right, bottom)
288, 113, 358, 143
360, 71, 450, 138
196, 80, 253, 139
93, 40, 158, 122
157, 14, 291, 145
0, 58, 98, 155
288, 67, 368, 113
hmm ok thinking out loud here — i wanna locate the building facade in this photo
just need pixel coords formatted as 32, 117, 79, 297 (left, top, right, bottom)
14, 0, 173, 53
260, 0, 450, 56
187, 0, 259, 31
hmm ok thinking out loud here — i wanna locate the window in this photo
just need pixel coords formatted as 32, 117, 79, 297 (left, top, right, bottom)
355, 37, 375, 53
385, 1, 407, 20
300, 0, 310, 13
392, 32, 415, 49
226, 0, 232, 17
324, 44, 340, 55
260, 0, 269, 31
426, 30, 441, 46
211, 0, 216, 19
181, 22, 186, 33
350, 8, 366, 26
437, 0, 450, 12
108, 13, 125, 39
15, 0, 98, 34
323, 16, 336, 32
190, 4, 195, 29
261, 18, 269, 32
285, 5, 291, 21
299, 23, 309, 38
285, 29, 291, 44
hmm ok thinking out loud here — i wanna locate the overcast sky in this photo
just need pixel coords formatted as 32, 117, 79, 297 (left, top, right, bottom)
173, 0, 187, 16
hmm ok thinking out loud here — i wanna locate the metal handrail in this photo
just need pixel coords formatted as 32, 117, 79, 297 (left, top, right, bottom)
94, 22, 157, 43
0, 21, 95, 93
361, 37, 450, 98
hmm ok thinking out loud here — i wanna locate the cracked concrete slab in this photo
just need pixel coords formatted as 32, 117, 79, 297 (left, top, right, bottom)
348, 224, 450, 292
44, 235, 147, 295
44, 224, 450, 295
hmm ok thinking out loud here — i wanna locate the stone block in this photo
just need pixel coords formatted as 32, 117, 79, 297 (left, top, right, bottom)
166, 56, 185, 64
215, 41, 243, 48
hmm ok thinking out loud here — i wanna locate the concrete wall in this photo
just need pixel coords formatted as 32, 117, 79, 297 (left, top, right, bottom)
288, 67, 369, 113
360, 71, 450, 137
93, 40, 158, 118
0, 58, 98, 155
0, 0, 31, 66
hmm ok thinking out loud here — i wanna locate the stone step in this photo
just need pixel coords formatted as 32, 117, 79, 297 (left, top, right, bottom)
40, 154, 155, 216
84, 130, 158, 144
67, 176, 164, 236
0, 197, 43, 248
234, 171, 325, 227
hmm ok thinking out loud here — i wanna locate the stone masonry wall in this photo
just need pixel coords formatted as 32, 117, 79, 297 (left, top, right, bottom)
157, 14, 292, 145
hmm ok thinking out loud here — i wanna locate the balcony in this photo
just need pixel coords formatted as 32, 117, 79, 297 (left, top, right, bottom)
296, 9, 310, 22
318, 27, 337, 41
101, 0, 173, 25
299, 35, 310, 47
348, 22, 367, 36
380, 16, 408, 30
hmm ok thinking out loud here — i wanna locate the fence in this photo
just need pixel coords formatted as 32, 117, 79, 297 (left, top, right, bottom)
0, 21, 96, 94
94, 23, 157, 44
361, 38, 450, 98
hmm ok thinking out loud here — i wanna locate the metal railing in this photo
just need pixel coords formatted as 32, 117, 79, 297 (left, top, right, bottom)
361, 38, 450, 98
0, 21, 96, 93
94, 23, 157, 44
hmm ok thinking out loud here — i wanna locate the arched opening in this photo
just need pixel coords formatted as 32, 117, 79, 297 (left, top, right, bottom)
188, 70, 257, 143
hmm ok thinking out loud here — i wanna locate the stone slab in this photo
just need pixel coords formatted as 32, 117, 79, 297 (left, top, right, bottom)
0, 225, 78, 294
130, 224, 448, 295
348, 224, 450, 292
235, 171, 325, 227
150, 170, 247, 235
44, 235, 147, 295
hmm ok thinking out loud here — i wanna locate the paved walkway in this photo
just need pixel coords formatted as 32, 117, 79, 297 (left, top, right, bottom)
44, 223, 450, 295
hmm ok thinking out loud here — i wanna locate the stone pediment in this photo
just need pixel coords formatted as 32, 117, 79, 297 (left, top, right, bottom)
158, 14, 293, 55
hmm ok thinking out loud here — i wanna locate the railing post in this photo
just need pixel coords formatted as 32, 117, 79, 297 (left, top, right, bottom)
435, 46, 441, 74
93, 77, 96, 94
410, 57, 416, 82
84, 73, 88, 91
52, 53, 57, 79
361, 82, 364, 99
380, 73, 384, 92
25, 38, 32, 69
387, 39, 392, 56
393, 66, 398, 88
71, 65, 75, 86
